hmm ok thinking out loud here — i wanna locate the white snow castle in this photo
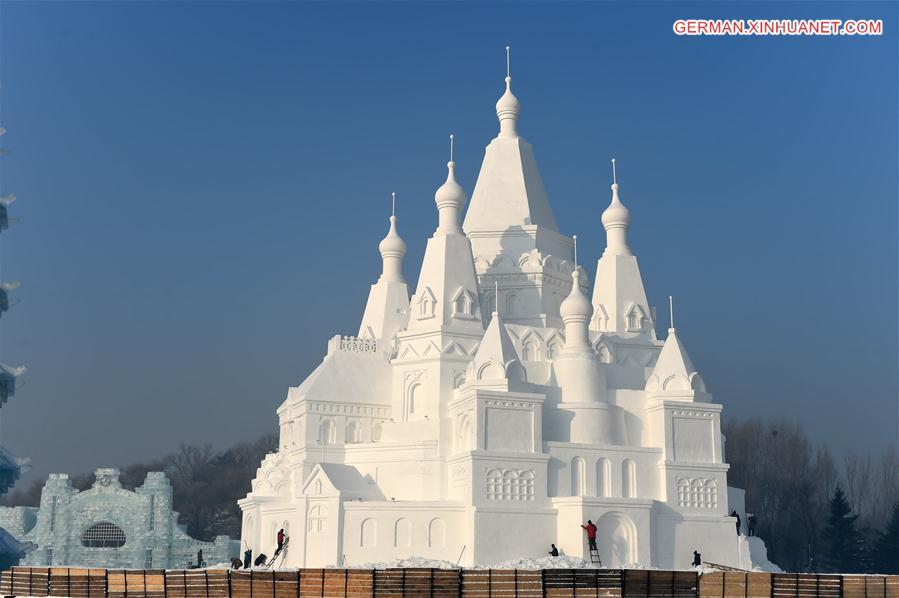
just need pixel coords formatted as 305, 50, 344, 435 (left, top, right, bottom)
239, 55, 773, 570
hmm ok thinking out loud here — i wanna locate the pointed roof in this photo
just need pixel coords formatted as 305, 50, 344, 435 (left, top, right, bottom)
462, 61, 558, 233
465, 311, 526, 389
645, 328, 705, 393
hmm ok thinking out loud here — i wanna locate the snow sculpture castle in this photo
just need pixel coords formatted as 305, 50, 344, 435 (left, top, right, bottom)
239, 56, 770, 569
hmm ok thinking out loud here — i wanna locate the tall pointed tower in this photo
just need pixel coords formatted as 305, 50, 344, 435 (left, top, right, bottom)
463, 49, 575, 327
358, 193, 410, 343
382, 140, 484, 478
590, 160, 656, 340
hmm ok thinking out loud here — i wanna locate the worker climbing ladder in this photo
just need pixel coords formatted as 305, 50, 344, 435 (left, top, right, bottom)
264, 538, 289, 569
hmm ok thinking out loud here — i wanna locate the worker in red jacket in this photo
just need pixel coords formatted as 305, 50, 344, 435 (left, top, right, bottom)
277, 528, 285, 552
581, 520, 598, 551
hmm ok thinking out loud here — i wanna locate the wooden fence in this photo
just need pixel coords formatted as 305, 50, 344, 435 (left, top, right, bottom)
1, 567, 896, 598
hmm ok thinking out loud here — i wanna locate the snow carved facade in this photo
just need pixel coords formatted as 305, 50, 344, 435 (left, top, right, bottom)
239, 64, 773, 569
1, 469, 238, 568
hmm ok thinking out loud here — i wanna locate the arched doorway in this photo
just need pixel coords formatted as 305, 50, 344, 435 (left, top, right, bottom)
596, 512, 637, 567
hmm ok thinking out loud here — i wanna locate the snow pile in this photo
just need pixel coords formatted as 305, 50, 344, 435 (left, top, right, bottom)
345, 555, 654, 570
747, 537, 782, 573
342, 556, 461, 569
477, 555, 600, 570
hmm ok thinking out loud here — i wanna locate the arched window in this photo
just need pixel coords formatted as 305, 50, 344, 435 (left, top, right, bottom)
547, 342, 560, 360
361, 518, 377, 547
429, 518, 446, 548
308, 505, 326, 534
372, 422, 383, 442
622, 459, 637, 498
319, 419, 335, 445
394, 518, 411, 548
522, 341, 539, 361
571, 457, 586, 496
486, 469, 502, 500
505, 292, 519, 315
345, 421, 360, 444
313, 479, 323, 495
407, 383, 422, 419
677, 478, 690, 507
81, 522, 126, 548
597, 458, 611, 497
692, 479, 704, 507
705, 480, 718, 508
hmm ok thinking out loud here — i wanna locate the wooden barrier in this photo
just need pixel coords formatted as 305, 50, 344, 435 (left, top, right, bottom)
2, 566, 898, 598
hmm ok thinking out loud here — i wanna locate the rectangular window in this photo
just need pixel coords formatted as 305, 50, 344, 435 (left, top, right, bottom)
145, 549, 153, 569
148, 495, 155, 531
46, 547, 53, 566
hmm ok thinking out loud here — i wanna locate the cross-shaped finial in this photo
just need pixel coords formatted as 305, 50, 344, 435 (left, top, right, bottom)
506, 46, 511, 78
391, 192, 396, 217
573, 234, 578, 269
449, 134, 454, 162
612, 158, 617, 185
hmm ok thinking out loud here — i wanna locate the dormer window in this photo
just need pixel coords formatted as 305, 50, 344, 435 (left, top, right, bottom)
625, 304, 645, 332
417, 288, 437, 320
451, 288, 476, 319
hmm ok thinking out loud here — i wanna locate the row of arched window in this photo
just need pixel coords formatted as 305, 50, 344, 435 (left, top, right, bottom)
568, 457, 637, 498
316, 418, 383, 445
359, 517, 446, 549
486, 468, 535, 501
676, 477, 718, 508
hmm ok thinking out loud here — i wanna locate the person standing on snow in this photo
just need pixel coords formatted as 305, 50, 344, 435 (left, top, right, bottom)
692, 551, 702, 567
731, 510, 741, 535
548, 544, 559, 557
581, 520, 598, 551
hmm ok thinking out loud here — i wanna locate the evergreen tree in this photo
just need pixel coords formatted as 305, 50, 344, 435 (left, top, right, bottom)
871, 501, 899, 574
821, 485, 868, 572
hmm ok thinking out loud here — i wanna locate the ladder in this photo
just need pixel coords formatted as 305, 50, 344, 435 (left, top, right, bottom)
589, 547, 602, 565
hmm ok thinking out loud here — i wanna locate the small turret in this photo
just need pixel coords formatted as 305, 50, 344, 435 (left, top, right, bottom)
378, 193, 406, 282
435, 135, 467, 235
602, 159, 632, 256
358, 193, 411, 341
559, 237, 593, 353
645, 297, 707, 396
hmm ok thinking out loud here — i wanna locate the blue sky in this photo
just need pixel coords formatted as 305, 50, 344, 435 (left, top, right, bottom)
0, 1, 896, 485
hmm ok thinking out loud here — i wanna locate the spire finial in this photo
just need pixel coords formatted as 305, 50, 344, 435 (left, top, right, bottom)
506, 46, 511, 79
668, 295, 675, 332
391, 192, 396, 217
611, 158, 617, 185
573, 234, 578, 269
449, 134, 454, 163
494, 280, 500, 317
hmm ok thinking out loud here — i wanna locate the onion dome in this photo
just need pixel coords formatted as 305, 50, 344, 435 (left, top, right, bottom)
560, 269, 593, 323
434, 150, 467, 235
379, 215, 406, 257
601, 183, 631, 229
496, 76, 521, 138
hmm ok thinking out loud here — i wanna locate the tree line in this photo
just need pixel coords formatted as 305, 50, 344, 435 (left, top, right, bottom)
723, 418, 898, 573
3, 420, 898, 573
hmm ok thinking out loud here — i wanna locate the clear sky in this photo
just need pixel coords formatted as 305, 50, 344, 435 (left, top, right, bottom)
0, 1, 896, 487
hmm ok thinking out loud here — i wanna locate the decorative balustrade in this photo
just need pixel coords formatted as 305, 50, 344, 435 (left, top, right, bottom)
327, 335, 379, 355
